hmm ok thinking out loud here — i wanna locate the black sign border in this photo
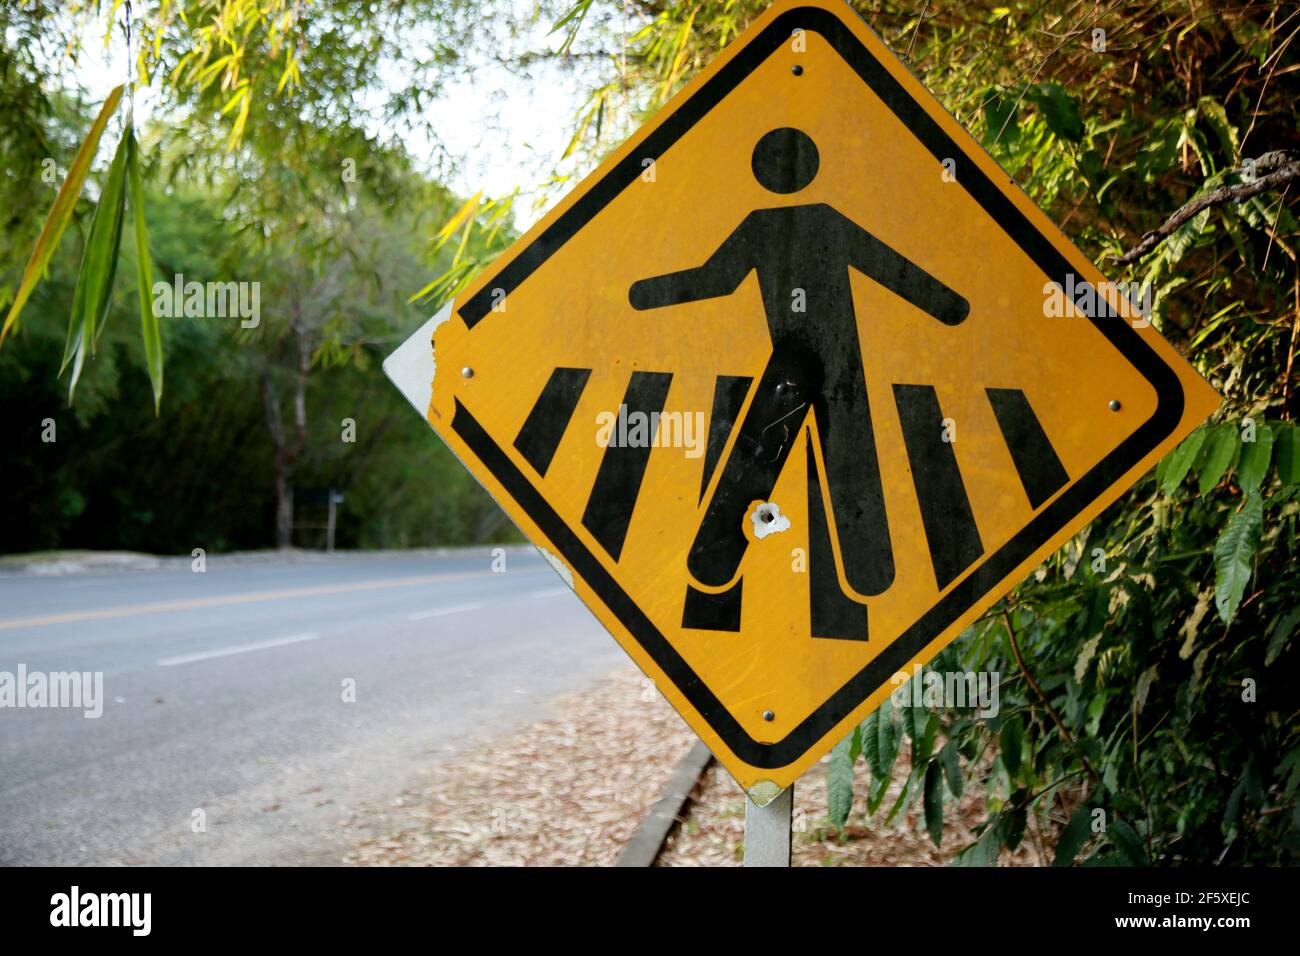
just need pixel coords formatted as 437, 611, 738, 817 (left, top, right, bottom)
451, 4, 1185, 769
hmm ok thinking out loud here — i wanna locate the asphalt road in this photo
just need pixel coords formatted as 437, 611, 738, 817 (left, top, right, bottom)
0, 549, 627, 865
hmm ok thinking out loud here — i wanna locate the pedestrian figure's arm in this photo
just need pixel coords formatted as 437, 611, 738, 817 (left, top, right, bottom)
847, 223, 969, 325
629, 222, 754, 310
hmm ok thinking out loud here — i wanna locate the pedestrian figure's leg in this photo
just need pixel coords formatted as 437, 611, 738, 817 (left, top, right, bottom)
687, 346, 817, 589
806, 429, 868, 640
812, 356, 895, 597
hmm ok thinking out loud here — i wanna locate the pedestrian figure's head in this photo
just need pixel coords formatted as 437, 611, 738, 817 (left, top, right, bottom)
751, 127, 819, 194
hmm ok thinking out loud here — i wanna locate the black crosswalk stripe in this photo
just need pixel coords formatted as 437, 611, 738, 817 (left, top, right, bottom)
893, 384, 985, 590
581, 371, 673, 561
986, 387, 1069, 508
513, 367, 592, 477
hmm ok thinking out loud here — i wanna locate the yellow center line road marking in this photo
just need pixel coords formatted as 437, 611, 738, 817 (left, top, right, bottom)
157, 632, 321, 667
0, 572, 492, 631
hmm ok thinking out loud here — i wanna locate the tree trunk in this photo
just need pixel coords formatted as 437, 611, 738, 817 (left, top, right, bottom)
261, 327, 310, 550
274, 468, 294, 549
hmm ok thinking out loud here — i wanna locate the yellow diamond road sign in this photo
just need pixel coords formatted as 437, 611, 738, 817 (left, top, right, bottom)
385, 0, 1219, 797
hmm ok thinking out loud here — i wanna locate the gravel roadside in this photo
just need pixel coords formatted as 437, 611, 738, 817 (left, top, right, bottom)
343, 665, 1043, 867
343, 668, 694, 865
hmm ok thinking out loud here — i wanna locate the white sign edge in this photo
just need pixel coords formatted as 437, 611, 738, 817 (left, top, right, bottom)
382, 303, 454, 418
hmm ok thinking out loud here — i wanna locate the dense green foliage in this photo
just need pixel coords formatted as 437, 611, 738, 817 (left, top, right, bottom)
0, 162, 516, 551
837, 0, 1300, 866
1, 2, 516, 551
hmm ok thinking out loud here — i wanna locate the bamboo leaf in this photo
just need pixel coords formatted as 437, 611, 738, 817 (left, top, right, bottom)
1, 85, 124, 345
128, 127, 163, 412
220, 84, 249, 115
560, 99, 598, 160
433, 191, 483, 249
275, 54, 298, 94
550, 0, 595, 54
225, 89, 251, 150
63, 125, 131, 402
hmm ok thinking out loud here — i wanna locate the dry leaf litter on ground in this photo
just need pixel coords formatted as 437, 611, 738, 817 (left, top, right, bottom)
346, 665, 1044, 866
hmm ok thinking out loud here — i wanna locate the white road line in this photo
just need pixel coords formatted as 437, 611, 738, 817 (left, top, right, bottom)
157, 632, 320, 667
407, 603, 483, 621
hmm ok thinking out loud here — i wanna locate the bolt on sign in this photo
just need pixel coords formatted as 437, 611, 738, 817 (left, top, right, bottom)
386, 0, 1219, 801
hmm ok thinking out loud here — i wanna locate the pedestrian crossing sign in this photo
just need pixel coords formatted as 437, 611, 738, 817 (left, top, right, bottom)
385, 0, 1219, 797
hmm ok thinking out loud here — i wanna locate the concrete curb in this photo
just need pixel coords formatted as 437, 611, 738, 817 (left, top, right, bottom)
616, 739, 714, 867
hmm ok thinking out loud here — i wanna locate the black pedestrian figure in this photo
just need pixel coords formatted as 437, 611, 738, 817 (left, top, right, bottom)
629, 128, 969, 640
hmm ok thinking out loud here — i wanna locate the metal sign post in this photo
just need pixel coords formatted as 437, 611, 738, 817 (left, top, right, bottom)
744, 785, 793, 867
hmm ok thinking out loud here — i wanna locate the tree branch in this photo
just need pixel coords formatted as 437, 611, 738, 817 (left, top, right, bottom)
1112, 152, 1300, 265
1002, 610, 1101, 787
